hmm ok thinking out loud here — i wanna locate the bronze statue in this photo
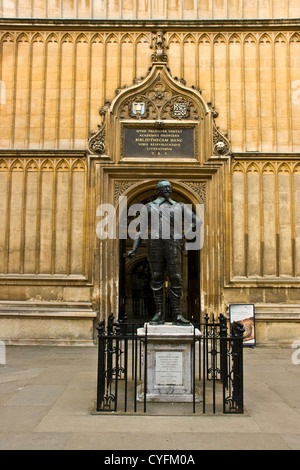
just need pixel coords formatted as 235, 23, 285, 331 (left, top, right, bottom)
127, 179, 202, 325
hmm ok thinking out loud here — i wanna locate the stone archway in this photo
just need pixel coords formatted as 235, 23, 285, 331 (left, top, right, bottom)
90, 32, 231, 327
116, 179, 204, 324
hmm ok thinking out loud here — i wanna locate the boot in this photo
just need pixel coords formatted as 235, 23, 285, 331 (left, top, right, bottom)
150, 283, 165, 325
150, 311, 165, 324
170, 287, 191, 326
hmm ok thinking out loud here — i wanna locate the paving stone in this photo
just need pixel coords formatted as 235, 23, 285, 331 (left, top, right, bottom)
0, 406, 50, 432
64, 432, 176, 450
0, 346, 299, 450
172, 431, 290, 450
0, 432, 69, 450
5, 385, 65, 407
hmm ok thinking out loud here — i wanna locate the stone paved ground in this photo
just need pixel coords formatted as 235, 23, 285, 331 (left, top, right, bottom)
0, 345, 299, 450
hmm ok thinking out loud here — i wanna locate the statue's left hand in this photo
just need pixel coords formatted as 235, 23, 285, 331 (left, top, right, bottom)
125, 250, 137, 259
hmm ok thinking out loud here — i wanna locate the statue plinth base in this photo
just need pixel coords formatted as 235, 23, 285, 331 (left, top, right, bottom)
137, 322, 201, 403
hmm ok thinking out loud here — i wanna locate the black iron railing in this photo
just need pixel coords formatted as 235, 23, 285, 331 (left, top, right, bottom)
96, 313, 244, 414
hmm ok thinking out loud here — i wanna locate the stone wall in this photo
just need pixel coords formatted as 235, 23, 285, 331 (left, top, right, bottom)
1, 29, 300, 152
0, 7, 300, 344
1, 0, 300, 20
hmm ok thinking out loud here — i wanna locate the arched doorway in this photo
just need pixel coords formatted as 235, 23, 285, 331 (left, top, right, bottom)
118, 186, 201, 324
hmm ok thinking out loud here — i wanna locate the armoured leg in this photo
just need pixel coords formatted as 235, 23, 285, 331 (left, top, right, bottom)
147, 240, 166, 324
166, 241, 190, 325
150, 281, 165, 324
169, 286, 190, 325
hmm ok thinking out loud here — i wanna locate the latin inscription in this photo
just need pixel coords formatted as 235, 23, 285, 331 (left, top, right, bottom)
124, 127, 194, 158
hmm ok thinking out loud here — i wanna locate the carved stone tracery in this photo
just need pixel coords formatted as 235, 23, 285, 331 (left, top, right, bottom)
87, 30, 231, 158
118, 78, 200, 122
182, 182, 207, 204
114, 180, 138, 205
114, 179, 207, 206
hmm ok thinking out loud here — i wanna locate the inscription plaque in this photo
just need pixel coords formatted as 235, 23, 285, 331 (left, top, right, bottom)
155, 351, 183, 386
123, 127, 194, 158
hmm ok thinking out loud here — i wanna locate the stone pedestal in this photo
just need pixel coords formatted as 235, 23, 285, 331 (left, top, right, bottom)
137, 323, 201, 403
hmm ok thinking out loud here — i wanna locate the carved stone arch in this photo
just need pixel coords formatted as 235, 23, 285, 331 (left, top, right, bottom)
11, 159, 24, 171
183, 33, 196, 44
41, 159, 54, 171
0, 159, 9, 170
136, 33, 150, 44
293, 163, 300, 173
259, 33, 272, 44
1, 32, 14, 43
76, 33, 88, 44
108, 175, 207, 322
247, 162, 260, 174
56, 159, 70, 171
168, 33, 181, 44
115, 178, 205, 211
121, 33, 134, 44
198, 33, 211, 44
88, 31, 231, 160
229, 33, 241, 44
16, 32, 29, 43
290, 32, 300, 43
106, 33, 118, 45
32, 33, 44, 43
213, 33, 226, 44
108, 64, 209, 120
278, 162, 291, 174
61, 33, 73, 44
46, 32, 59, 43
244, 33, 256, 45
232, 162, 245, 173
91, 33, 103, 44
26, 159, 39, 171
275, 33, 287, 44
71, 159, 85, 171
262, 162, 275, 174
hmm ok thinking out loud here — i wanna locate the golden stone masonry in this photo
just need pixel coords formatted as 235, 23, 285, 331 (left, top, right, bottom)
0, 0, 300, 345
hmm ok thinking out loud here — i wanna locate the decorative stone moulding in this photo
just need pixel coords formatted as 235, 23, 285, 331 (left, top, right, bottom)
87, 30, 231, 162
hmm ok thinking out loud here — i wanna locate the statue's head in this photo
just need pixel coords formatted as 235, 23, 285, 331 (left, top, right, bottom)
156, 179, 172, 198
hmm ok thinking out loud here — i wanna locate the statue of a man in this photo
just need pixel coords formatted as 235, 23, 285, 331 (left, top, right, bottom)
127, 179, 202, 325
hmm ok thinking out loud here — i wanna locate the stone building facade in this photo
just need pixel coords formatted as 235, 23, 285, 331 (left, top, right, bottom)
0, 0, 300, 345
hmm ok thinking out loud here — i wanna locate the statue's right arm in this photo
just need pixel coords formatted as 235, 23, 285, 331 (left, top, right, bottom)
126, 202, 149, 258
126, 236, 142, 258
